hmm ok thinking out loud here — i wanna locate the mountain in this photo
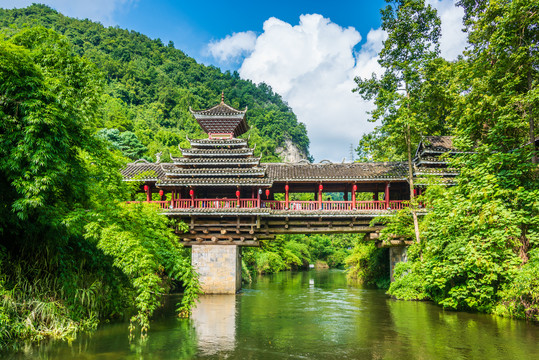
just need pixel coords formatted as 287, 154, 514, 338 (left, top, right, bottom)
0, 4, 311, 162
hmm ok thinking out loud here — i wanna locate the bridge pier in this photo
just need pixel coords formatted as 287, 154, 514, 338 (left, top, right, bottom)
389, 246, 408, 282
192, 245, 242, 294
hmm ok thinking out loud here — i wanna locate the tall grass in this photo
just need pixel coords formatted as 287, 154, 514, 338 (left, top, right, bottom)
0, 239, 131, 350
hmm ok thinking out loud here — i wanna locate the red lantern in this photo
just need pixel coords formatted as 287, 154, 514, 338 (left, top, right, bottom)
159, 190, 164, 197
352, 184, 357, 192
236, 190, 240, 198
319, 184, 323, 192
285, 184, 289, 192
143, 185, 149, 191
189, 189, 194, 197
265, 189, 270, 198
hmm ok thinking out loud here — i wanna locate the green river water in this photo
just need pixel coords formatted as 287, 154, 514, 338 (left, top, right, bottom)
5, 270, 539, 359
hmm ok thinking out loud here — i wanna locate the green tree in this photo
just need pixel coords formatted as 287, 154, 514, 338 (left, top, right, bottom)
353, 0, 442, 243
98, 128, 148, 160
454, 0, 538, 161
0, 27, 199, 346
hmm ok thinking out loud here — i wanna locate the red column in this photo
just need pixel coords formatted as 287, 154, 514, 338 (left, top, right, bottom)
190, 188, 194, 208
144, 184, 151, 202
285, 184, 289, 209
385, 182, 390, 209
236, 189, 241, 208
257, 188, 261, 208
318, 184, 323, 210
352, 184, 357, 209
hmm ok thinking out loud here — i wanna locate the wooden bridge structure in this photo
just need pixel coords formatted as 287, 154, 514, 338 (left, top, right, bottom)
122, 97, 457, 293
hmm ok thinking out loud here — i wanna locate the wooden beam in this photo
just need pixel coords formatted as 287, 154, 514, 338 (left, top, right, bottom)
182, 240, 260, 247
268, 226, 380, 234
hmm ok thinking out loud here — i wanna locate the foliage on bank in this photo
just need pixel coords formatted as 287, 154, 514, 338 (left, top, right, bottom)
242, 234, 362, 276
0, 27, 199, 349
356, 0, 539, 321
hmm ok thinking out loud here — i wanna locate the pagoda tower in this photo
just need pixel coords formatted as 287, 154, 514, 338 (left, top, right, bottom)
158, 95, 271, 202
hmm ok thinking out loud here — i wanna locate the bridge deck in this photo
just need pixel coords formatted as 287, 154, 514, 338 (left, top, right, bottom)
125, 199, 420, 247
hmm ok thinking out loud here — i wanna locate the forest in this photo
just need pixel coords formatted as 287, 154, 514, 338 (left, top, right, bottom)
1, 0, 538, 351
351, 0, 539, 322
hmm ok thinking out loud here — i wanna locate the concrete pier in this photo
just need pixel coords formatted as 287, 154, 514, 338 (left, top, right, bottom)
191, 245, 241, 294
389, 246, 408, 282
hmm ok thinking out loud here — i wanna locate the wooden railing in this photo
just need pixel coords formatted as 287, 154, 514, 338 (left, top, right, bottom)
288, 201, 320, 211
127, 199, 409, 211
126, 200, 171, 209
356, 201, 386, 210
262, 200, 286, 210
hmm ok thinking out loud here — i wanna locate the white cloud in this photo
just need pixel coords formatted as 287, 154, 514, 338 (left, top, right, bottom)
209, 2, 467, 162
428, 0, 467, 60
207, 31, 257, 63
210, 14, 384, 162
0, 0, 136, 26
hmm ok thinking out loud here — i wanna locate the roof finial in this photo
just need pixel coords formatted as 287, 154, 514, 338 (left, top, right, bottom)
221, 91, 224, 104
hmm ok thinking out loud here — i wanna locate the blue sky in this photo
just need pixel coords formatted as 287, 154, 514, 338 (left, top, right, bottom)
110, 1, 387, 67
1, 1, 467, 161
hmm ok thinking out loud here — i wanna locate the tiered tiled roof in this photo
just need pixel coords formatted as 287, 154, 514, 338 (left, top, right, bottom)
189, 98, 248, 138
122, 161, 411, 184
121, 99, 459, 187
413, 136, 459, 185
156, 135, 265, 187
162, 167, 266, 177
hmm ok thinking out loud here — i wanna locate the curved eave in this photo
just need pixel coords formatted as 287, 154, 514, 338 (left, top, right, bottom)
157, 178, 273, 187
164, 170, 266, 177
188, 138, 249, 148
189, 103, 247, 117
179, 149, 254, 157
172, 158, 261, 166
123, 178, 159, 182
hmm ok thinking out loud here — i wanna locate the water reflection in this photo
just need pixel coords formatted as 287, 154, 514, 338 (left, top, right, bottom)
4, 270, 539, 360
192, 295, 237, 355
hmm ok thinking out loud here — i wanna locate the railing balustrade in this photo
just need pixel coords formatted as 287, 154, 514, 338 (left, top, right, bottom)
356, 201, 386, 210
127, 199, 410, 211
287, 201, 320, 211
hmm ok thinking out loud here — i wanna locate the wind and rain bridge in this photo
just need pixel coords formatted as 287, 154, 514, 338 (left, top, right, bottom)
122, 97, 457, 293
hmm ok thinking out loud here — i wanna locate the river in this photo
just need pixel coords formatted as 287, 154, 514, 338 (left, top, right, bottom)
6, 270, 539, 359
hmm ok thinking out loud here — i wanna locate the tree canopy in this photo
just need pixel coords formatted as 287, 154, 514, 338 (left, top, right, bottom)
0, 26, 200, 347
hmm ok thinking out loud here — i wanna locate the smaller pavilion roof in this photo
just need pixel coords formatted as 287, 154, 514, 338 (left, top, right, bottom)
189, 95, 248, 137
120, 160, 164, 181
418, 136, 455, 153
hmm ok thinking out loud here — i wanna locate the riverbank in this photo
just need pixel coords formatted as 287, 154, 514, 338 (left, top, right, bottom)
3, 270, 537, 359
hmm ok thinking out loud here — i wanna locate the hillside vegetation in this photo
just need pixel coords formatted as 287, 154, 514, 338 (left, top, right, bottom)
0, 4, 311, 162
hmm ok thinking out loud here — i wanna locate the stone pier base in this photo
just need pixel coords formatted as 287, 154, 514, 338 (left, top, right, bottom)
389, 246, 408, 282
191, 245, 241, 294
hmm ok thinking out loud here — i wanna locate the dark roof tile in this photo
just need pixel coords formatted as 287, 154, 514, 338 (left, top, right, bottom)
264, 162, 407, 181
121, 160, 164, 181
